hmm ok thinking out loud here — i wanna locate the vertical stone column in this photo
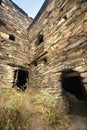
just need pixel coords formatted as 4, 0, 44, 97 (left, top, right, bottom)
0, 65, 14, 88
75, 64, 87, 93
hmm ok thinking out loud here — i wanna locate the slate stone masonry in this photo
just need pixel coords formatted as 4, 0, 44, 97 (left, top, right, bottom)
28, 0, 87, 109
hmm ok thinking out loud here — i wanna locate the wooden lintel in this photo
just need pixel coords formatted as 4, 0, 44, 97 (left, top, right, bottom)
63, 72, 80, 78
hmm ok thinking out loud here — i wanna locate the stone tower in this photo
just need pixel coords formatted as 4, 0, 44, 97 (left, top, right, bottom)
28, 0, 87, 108
0, 0, 87, 110
0, 0, 32, 88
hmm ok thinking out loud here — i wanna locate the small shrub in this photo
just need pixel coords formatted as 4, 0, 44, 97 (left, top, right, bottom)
46, 108, 56, 125
0, 89, 32, 130
31, 90, 71, 129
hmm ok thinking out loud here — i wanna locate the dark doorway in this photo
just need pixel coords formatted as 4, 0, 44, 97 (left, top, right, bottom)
13, 69, 28, 91
61, 69, 87, 118
61, 69, 87, 100
0, 0, 2, 5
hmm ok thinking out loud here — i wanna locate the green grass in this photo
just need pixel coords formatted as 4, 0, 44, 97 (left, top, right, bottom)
0, 88, 32, 130
31, 89, 71, 129
0, 87, 71, 130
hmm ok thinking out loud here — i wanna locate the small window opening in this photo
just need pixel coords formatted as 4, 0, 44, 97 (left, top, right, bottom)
0, 19, 6, 26
43, 57, 47, 64
63, 15, 67, 20
9, 34, 15, 41
13, 69, 28, 91
33, 61, 38, 66
61, 69, 87, 100
47, 11, 51, 17
38, 34, 43, 43
60, 7, 64, 12
35, 34, 43, 46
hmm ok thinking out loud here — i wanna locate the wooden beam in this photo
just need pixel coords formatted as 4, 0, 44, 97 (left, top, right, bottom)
63, 72, 80, 78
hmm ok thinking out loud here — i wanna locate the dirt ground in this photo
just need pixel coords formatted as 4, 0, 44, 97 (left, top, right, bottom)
66, 92, 87, 130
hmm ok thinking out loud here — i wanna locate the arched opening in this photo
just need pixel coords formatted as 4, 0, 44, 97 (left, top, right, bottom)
61, 69, 87, 100
13, 69, 28, 91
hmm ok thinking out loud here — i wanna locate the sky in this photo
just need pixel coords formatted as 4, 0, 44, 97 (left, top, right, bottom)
12, 0, 45, 18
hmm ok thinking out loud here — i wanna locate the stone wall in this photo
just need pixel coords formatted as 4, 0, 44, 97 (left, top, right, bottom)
28, 0, 87, 108
0, 0, 32, 37
0, 0, 87, 110
0, 0, 32, 88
